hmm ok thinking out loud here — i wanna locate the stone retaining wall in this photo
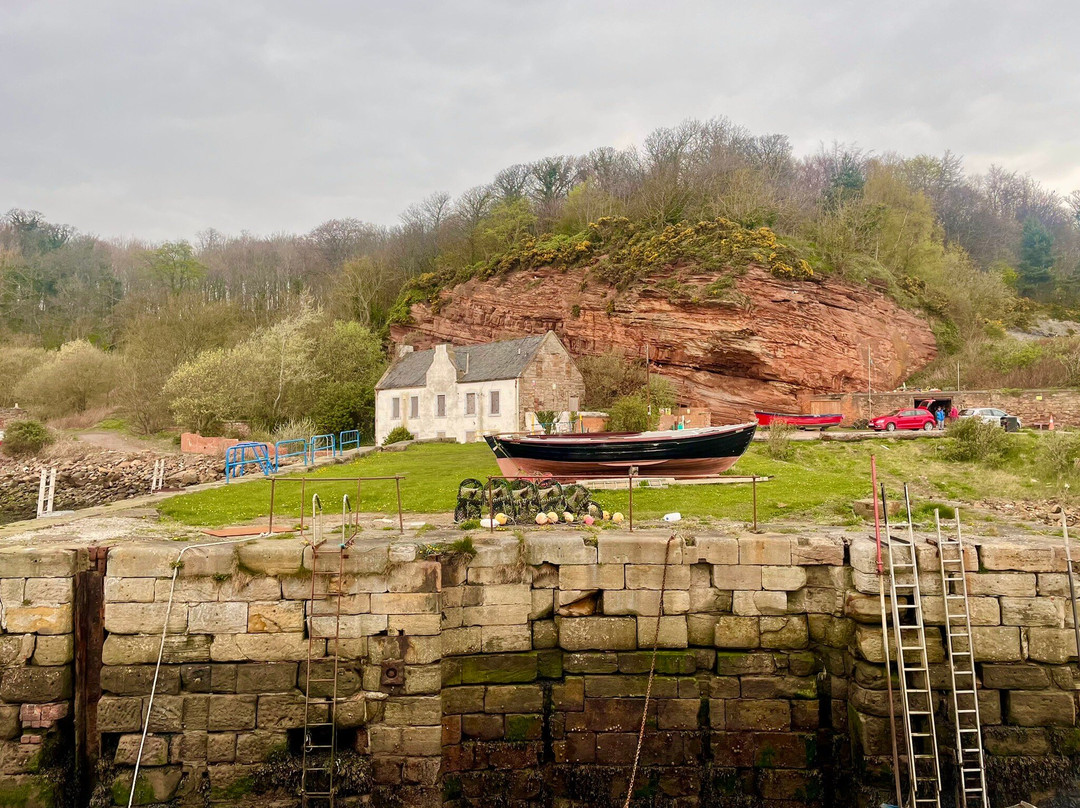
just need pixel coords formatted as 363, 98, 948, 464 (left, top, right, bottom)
1, 531, 1079, 806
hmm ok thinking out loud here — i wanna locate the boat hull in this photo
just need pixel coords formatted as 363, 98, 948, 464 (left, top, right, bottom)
484, 423, 756, 479
754, 411, 843, 429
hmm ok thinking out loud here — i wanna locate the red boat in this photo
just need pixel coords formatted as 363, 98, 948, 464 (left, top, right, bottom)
754, 411, 844, 430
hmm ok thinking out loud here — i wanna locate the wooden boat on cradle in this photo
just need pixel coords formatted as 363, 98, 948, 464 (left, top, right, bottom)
753, 411, 843, 430
484, 423, 757, 479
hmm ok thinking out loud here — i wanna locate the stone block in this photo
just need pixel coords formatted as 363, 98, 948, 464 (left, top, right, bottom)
624, 564, 690, 590
559, 564, 623, 591
603, 589, 660, 616
689, 536, 739, 565
146, 695, 184, 732
114, 734, 169, 766
443, 686, 485, 716
188, 602, 248, 634
211, 633, 314, 662
564, 652, 618, 674
103, 634, 211, 665
469, 583, 531, 606
761, 566, 807, 591
687, 614, 719, 646
482, 625, 532, 653
597, 536, 682, 565
103, 544, 180, 578
172, 731, 208, 763
982, 664, 1051, 690
101, 665, 180, 696
32, 634, 73, 666
526, 535, 597, 565
256, 693, 326, 729
387, 561, 441, 593
383, 696, 441, 727
205, 695, 256, 730
235, 663, 297, 693
486, 684, 543, 713
388, 613, 443, 635
0, 547, 76, 578
983, 726, 1051, 755
530, 589, 554, 620
370, 592, 440, 614
0, 705, 20, 740
636, 616, 688, 648
154, 577, 220, 603
312, 614, 387, 638
104, 578, 157, 604
732, 590, 786, 616
459, 653, 537, 684
237, 540, 305, 576
111, 767, 183, 805
218, 577, 282, 602
663, 590, 690, 614
739, 534, 790, 566
236, 730, 288, 763
689, 587, 730, 613
246, 601, 304, 633
104, 602, 186, 635
854, 624, 888, 663
921, 594, 1000, 626
442, 626, 482, 657
980, 543, 1060, 572
1027, 628, 1077, 664
533, 620, 557, 649
23, 577, 73, 603
740, 675, 817, 700
1006, 690, 1076, 727
461, 604, 529, 626
584, 697, 649, 732
760, 615, 808, 649
716, 651, 775, 675
99, 696, 144, 732
999, 596, 1063, 627
965, 572, 1036, 598
714, 616, 759, 649
461, 713, 503, 740
971, 626, 1022, 662
0, 666, 71, 702
1038, 573, 1069, 597
808, 614, 854, 647
206, 733, 236, 763
791, 536, 844, 565
557, 617, 637, 651
787, 587, 843, 614
3, 603, 73, 635
727, 699, 790, 731
711, 565, 761, 590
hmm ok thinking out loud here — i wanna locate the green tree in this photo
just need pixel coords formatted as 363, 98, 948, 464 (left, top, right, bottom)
13, 340, 118, 418
1017, 217, 1054, 291
607, 395, 657, 432
144, 241, 207, 296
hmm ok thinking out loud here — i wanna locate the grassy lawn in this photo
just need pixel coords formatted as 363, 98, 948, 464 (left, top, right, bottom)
158, 431, 1070, 528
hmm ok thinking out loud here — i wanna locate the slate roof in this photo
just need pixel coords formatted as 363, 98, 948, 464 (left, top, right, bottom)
377, 334, 548, 390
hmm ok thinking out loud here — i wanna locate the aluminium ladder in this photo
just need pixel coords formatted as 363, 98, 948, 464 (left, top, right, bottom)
301, 495, 355, 808
936, 509, 988, 808
884, 486, 942, 808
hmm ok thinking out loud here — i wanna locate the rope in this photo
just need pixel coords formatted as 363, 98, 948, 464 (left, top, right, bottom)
622, 533, 677, 808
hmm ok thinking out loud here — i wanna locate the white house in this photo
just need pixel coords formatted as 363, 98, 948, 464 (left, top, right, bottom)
374, 332, 584, 444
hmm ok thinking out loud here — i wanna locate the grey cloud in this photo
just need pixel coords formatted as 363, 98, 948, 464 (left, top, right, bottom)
2, 0, 1079, 240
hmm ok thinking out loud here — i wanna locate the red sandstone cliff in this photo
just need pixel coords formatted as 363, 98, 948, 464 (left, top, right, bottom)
390, 265, 937, 422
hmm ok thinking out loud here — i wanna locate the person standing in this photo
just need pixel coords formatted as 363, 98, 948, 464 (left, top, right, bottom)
935, 407, 946, 429
948, 405, 958, 424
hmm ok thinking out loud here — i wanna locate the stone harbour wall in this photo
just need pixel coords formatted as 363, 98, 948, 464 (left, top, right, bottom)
0, 531, 1079, 806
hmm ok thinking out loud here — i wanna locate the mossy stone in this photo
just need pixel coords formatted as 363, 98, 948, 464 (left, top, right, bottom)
459, 653, 537, 684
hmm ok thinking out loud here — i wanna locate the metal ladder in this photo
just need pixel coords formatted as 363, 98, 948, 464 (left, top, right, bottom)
936, 508, 988, 808
884, 486, 941, 808
301, 495, 354, 808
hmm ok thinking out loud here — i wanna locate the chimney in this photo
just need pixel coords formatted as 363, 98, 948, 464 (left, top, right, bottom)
396, 344, 414, 359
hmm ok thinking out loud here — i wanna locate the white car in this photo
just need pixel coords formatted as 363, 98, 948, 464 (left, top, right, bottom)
958, 407, 1019, 428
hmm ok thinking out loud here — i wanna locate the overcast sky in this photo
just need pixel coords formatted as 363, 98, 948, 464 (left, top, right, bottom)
3, 1, 1079, 242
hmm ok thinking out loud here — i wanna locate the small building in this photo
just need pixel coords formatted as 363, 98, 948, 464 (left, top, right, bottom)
374, 332, 585, 444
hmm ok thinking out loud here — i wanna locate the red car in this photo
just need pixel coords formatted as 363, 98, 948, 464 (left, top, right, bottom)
869, 407, 936, 432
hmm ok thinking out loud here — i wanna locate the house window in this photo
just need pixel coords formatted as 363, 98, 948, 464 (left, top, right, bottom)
490, 390, 500, 415
436, 394, 446, 417
410, 396, 419, 418
465, 392, 476, 415
391, 397, 401, 419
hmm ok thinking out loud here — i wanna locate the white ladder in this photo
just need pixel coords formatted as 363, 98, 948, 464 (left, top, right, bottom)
884, 486, 941, 808
936, 508, 988, 808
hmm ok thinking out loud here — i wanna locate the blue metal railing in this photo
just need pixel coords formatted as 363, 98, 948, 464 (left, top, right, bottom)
308, 433, 337, 463
339, 430, 360, 453
273, 438, 309, 472
224, 442, 273, 482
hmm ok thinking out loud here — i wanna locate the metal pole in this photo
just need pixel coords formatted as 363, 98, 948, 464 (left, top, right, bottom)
298, 479, 306, 539
872, 457, 903, 808
46, 468, 56, 515
395, 476, 404, 534
628, 469, 634, 532
37, 469, 46, 518
268, 478, 276, 534
1063, 512, 1080, 668
752, 476, 758, 532
356, 479, 362, 532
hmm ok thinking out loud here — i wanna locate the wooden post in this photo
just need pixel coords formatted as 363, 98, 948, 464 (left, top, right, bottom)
74, 546, 108, 806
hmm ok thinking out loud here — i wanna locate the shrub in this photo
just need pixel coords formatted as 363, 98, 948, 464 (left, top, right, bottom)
943, 417, 1015, 466
13, 340, 118, 419
272, 418, 318, 443
1037, 431, 1080, 480
766, 419, 794, 460
607, 395, 656, 432
1, 420, 54, 456
0, 346, 48, 407
383, 426, 414, 445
